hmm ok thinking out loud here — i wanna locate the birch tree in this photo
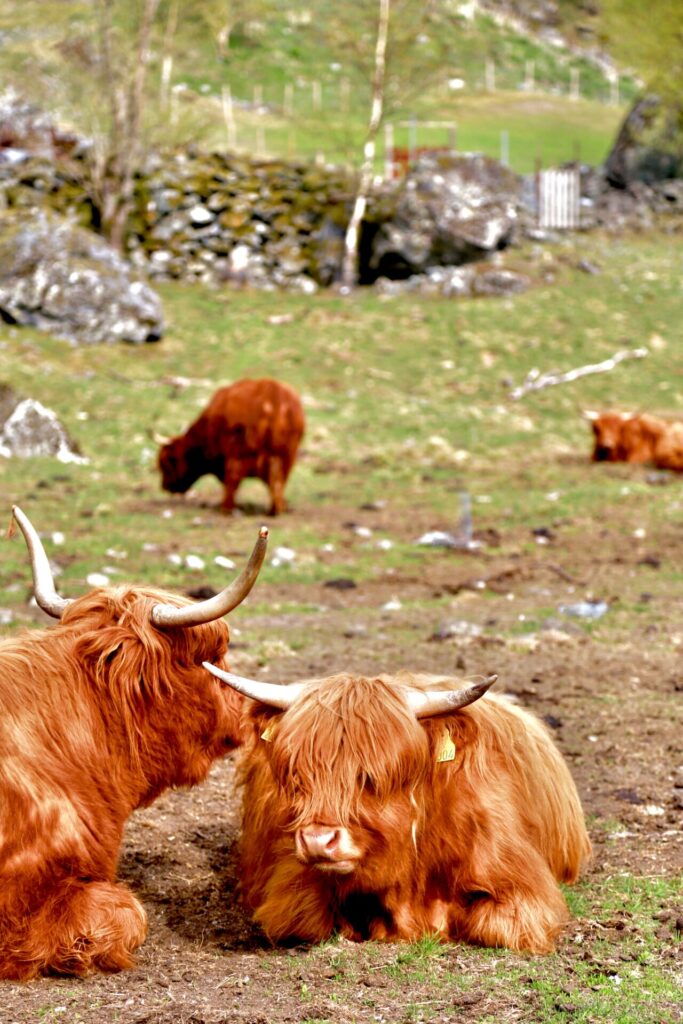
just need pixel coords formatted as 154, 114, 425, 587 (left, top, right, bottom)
339, 0, 390, 290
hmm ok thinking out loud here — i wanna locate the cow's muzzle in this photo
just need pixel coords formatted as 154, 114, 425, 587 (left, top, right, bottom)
295, 824, 360, 874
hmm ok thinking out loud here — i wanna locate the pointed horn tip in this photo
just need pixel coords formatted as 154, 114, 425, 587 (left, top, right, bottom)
259, 525, 269, 539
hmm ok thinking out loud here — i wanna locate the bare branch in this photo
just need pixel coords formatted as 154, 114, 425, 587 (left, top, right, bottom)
509, 347, 649, 401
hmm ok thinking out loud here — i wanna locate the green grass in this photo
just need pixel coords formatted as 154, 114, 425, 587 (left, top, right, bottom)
1, 228, 681, 1024
1, 231, 681, 614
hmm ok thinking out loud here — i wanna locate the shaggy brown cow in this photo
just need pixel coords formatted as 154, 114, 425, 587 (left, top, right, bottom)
204, 666, 592, 954
586, 410, 683, 471
0, 506, 266, 980
158, 378, 305, 515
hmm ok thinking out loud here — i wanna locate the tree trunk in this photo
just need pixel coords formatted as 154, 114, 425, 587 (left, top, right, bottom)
96, 0, 159, 251
339, 0, 390, 290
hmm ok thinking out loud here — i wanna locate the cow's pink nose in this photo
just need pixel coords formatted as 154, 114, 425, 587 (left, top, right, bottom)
298, 826, 341, 860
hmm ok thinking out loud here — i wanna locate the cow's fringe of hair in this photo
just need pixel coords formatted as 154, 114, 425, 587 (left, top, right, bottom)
264, 674, 431, 828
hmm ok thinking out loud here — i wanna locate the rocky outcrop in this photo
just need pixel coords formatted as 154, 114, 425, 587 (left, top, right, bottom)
364, 153, 521, 281
0, 210, 163, 345
605, 95, 683, 187
0, 384, 85, 463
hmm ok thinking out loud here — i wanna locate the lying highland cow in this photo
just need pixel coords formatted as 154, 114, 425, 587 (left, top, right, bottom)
0, 506, 266, 979
204, 666, 592, 954
586, 410, 683, 470
158, 378, 305, 515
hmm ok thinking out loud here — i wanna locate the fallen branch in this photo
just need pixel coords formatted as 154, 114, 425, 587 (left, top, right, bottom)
509, 347, 648, 400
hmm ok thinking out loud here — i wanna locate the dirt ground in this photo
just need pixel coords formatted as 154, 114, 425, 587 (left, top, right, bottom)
1, 500, 681, 1024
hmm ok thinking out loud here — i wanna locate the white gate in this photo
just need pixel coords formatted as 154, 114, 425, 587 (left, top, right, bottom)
538, 168, 580, 229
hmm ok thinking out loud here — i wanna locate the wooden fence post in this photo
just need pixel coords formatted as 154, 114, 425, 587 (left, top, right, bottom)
384, 122, 394, 179
500, 129, 509, 166
485, 58, 495, 91
221, 85, 237, 150
284, 82, 293, 117
569, 67, 580, 101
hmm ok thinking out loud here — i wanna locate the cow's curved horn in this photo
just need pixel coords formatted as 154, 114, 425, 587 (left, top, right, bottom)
151, 526, 269, 628
406, 674, 497, 718
12, 505, 73, 619
202, 663, 306, 708
152, 430, 171, 446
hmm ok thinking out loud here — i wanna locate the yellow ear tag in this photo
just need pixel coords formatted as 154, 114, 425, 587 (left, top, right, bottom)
260, 723, 276, 743
436, 726, 456, 763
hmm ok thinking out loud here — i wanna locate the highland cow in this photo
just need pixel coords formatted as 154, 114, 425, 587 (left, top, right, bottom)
158, 378, 305, 515
0, 506, 267, 979
204, 666, 592, 954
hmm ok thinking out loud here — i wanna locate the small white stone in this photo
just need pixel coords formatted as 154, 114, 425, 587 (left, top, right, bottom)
214, 555, 236, 570
185, 554, 205, 570
642, 804, 665, 816
51, 531, 65, 545
86, 572, 109, 587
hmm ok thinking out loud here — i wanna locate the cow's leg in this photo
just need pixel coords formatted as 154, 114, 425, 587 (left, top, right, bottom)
266, 457, 287, 516
220, 469, 242, 513
9, 879, 148, 978
450, 855, 568, 954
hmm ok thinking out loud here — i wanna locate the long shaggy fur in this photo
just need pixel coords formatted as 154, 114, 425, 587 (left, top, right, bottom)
590, 411, 683, 470
158, 378, 305, 514
238, 672, 591, 954
0, 585, 243, 980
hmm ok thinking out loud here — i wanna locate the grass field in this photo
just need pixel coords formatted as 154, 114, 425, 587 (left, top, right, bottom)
0, 229, 681, 1023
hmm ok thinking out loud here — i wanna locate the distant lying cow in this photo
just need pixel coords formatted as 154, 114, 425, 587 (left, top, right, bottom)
204, 666, 592, 954
158, 378, 305, 515
586, 410, 683, 470
0, 507, 266, 979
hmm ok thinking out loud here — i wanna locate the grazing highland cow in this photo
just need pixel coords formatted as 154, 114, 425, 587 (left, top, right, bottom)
0, 507, 267, 980
158, 378, 305, 515
204, 666, 591, 954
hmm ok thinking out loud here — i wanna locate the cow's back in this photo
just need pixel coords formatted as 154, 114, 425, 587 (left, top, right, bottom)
205, 379, 304, 456
444, 694, 591, 883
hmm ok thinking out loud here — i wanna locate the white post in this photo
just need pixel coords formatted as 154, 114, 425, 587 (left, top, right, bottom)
608, 70, 619, 106
524, 59, 534, 92
485, 58, 495, 92
340, 77, 350, 116
384, 122, 394, 180
570, 67, 580, 101
500, 129, 509, 166
284, 82, 293, 117
221, 85, 236, 150
312, 80, 322, 112
160, 54, 173, 108
409, 115, 417, 163
254, 84, 263, 111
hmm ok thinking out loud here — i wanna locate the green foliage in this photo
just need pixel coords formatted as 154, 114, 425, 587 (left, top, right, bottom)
599, 0, 683, 101
0, 0, 636, 172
